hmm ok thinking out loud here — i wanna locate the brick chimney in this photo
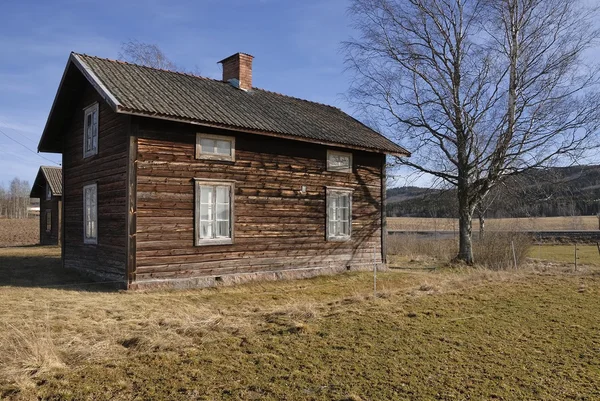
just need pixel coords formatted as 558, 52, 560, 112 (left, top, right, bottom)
218, 53, 254, 91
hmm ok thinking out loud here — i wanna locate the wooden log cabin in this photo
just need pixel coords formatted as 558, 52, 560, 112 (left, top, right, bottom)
30, 166, 63, 245
37, 52, 409, 289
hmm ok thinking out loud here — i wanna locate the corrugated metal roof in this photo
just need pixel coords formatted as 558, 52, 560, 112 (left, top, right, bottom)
30, 166, 62, 198
72, 53, 409, 156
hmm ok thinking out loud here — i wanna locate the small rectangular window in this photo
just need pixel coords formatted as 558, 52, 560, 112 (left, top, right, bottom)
196, 133, 235, 161
45, 210, 52, 232
83, 103, 99, 158
195, 180, 234, 245
327, 187, 352, 241
83, 183, 98, 244
327, 150, 352, 173
46, 184, 52, 201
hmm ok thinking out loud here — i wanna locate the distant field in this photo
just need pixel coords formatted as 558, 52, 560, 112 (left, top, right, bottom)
0, 218, 38, 247
388, 216, 599, 231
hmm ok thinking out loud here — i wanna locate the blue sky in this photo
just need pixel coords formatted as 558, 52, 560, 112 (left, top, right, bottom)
0, 0, 379, 187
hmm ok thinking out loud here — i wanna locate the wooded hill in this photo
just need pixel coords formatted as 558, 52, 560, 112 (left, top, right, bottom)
387, 165, 600, 218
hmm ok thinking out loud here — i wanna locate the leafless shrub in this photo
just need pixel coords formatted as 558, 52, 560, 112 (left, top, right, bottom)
387, 234, 456, 260
473, 232, 533, 270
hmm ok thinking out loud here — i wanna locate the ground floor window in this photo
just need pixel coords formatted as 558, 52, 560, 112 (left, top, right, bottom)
194, 180, 234, 245
327, 187, 353, 241
45, 210, 52, 232
83, 183, 97, 244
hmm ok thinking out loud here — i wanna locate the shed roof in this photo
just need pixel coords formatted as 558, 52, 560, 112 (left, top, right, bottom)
30, 166, 62, 198
38, 53, 409, 157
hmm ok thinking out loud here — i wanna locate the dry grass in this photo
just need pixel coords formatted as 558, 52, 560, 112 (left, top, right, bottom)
388, 215, 599, 231
1, 246, 599, 400
0, 218, 39, 247
388, 232, 532, 269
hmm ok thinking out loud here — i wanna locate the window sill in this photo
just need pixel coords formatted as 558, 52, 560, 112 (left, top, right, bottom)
327, 236, 351, 242
84, 239, 98, 245
196, 154, 235, 162
195, 238, 233, 246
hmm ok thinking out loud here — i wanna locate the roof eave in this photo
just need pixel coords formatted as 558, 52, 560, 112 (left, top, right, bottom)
37, 53, 122, 153
118, 108, 407, 157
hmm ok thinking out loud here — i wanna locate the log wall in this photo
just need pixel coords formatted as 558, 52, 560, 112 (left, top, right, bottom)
62, 85, 129, 284
39, 193, 61, 246
133, 118, 384, 287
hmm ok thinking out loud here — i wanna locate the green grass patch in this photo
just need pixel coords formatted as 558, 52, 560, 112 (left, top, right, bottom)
529, 244, 600, 267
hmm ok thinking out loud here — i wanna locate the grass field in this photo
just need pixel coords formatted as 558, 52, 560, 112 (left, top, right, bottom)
0, 218, 38, 247
388, 216, 599, 231
529, 244, 600, 267
1, 246, 600, 400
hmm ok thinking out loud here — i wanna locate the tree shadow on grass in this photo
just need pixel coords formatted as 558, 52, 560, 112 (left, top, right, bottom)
0, 246, 121, 292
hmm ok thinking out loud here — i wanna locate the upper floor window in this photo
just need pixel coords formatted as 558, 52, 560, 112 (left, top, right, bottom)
83, 103, 99, 158
327, 150, 352, 173
46, 184, 52, 200
326, 187, 352, 241
83, 183, 98, 244
196, 133, 235, 161
195, 179, 234, 246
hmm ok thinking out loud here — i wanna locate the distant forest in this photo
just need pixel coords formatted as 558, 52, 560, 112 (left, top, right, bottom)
387, 165, 600, 218
0, 178, 32, 219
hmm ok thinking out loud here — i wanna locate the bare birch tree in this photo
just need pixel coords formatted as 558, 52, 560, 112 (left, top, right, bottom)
119, 40, 186, 72
345, 0, 600, 263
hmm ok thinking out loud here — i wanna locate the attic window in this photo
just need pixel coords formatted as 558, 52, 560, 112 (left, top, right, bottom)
46, 184, 52, 200
327, 150, 352, 173
196, 133, 235, 161
83, 103, 99, 158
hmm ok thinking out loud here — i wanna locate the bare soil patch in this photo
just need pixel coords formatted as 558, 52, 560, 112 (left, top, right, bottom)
0, 219, 39, 247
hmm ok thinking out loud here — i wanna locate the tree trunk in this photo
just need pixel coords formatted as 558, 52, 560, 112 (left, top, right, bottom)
456, 186, 474, 264
478, 210, 485, 240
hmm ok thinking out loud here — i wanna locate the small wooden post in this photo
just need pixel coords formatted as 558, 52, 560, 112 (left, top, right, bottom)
511, 240, 517, 269
373, 245, 377, 298
574, 244, 578, 272
596, 242, 600, 256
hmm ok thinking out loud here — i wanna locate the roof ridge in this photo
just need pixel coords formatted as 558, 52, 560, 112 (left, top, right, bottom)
72, 52, 223, 83
73, 52, 344, 111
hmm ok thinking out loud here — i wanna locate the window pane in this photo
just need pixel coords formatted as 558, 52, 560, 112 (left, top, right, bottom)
200, 221, 213, 239
341, 221, 349, 235
216, 186, 229, 204
215, 140, 231, 155
200, 186, 213, 204
328, 153, 350, 170
216, 220, 229, 237
216, 203, 229, 220
200, 204, 211, 221
200, 139, 215, 154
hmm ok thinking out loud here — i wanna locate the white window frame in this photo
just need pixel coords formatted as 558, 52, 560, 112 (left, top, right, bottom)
45, 209, 52, 232
327, 150, 353, 173
83, 183, 98, 244
83, 103, 99, 158
326, 187, 353, 241
196, 133, 235, 161
46, 184, 52, 200
194, 179, 235, 246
